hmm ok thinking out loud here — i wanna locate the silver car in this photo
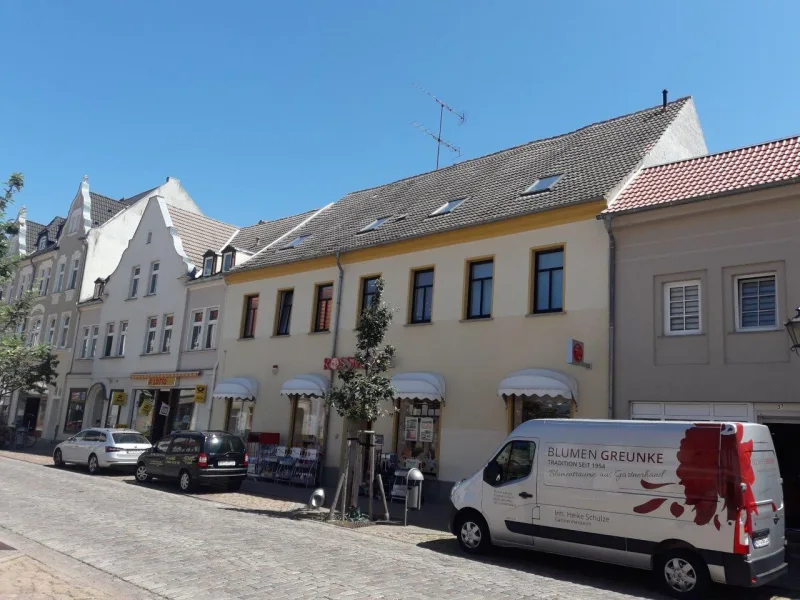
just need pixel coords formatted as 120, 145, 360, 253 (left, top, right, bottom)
54, 428, 152, 474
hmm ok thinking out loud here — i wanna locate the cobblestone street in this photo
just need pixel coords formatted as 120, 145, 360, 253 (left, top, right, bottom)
0, 456, 794, 600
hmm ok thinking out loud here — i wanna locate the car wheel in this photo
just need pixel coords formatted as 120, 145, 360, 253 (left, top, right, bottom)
135, 463, 152, 483
456, 511, 491, 554
88, 454, 100, 475
53, 449, 64, 468
179, 470, 197, 493
655, 549, 710, 599
226, 478, 243, 492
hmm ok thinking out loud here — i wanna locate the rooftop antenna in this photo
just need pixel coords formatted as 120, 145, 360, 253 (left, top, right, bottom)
411, 83, 466, 169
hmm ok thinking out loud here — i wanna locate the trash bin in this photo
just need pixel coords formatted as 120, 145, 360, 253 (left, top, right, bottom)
404, 468, 424, 525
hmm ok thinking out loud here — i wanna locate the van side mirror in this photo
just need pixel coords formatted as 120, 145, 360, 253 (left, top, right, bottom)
483, 460, 503, 485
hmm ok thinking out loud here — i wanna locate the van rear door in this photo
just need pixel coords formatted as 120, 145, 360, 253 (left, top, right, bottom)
748, 449, 783, 561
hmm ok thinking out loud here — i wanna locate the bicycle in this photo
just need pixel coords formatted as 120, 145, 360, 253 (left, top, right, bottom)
0, 425, 13, 450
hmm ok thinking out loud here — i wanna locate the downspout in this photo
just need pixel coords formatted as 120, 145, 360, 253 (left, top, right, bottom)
603, 215, 616, 419
323, 252, 345, 479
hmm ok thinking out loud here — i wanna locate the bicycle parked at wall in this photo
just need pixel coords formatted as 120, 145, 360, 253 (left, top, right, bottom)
0, 423, 37, 450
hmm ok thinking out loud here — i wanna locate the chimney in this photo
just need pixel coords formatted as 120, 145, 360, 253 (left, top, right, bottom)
662, 89, 668, 112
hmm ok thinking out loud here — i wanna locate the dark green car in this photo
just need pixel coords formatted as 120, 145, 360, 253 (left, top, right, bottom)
135, 430, 248, 492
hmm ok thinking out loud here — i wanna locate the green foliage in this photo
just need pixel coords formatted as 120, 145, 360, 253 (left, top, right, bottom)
327, 277, 396, 423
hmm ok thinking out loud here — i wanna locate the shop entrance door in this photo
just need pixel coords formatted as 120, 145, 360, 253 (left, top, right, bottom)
22, 397, 40, 433
764, 422, 800, 530
150, 390, 173, 444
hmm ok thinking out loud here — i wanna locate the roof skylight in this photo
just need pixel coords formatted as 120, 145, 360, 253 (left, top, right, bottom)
523, 174, 563, 195
281, 234, 310, 250
429, 197, 466, 217
358, 216, 390, 234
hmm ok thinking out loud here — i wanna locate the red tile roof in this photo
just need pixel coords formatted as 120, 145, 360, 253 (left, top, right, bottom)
606, 136, 800, 214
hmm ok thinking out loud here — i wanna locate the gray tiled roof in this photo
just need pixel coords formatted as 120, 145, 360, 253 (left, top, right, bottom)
166, 205, 238, 268
229, 209, 319, 253
236, 98, 691, 273
24, 220, 47, 254
90, 192, 129, 226
119, 187, 158, 207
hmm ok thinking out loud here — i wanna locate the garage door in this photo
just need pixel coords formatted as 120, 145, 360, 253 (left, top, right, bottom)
630, 402, 753, 422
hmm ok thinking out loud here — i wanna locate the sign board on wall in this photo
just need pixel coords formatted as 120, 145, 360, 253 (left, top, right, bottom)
323, 357, 361, 371
148, 376, 176, 387
158, 403, 170, 417
111, 392, 128, 406
566, 338, 592, 369
193, 385, 207, 403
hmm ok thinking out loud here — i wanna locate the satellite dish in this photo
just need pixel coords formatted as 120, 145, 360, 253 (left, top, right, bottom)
308, 488, 325, 509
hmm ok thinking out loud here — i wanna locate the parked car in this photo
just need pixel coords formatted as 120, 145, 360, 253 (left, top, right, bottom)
53, 428, 152, 474
135, 430, 248, 492
449, 419, 786, 599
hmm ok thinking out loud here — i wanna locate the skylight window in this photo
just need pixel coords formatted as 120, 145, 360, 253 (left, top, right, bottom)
358, 216, 390, 234
281, 234, 310, 249
523, 174, 563, 195
430, 198, 466, 217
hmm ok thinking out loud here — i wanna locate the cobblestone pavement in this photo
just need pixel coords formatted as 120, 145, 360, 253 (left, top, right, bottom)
0, 457, 793, 600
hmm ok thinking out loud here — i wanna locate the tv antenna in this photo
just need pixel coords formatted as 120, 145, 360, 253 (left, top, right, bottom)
411, 83, 466, 169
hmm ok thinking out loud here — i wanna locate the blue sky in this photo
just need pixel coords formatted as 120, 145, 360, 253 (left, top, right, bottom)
2, 1, 799, 227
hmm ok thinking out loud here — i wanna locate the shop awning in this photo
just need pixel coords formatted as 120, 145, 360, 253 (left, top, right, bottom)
391, 372, 446, 402
212, 377, 258, 401
279, 373, 329, 398
497, 369, 578, 403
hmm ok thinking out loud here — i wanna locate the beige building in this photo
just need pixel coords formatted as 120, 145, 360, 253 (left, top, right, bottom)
605, 136, 800, 525
215, 97, 707, 499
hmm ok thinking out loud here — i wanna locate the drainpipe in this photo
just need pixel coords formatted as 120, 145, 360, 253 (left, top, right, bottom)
206, 358, 219, 430
322, 252, 345, 480
604, 215, 616, 420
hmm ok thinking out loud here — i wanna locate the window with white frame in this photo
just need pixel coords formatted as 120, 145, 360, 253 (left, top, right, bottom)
202, 256, 214, 277
38, 235, 47, 250
117, 321, 128, 356
89, 325, 99, 358
54, 262, 65, 293
664, 280, 701, 335
145, 316, 158, 354
148, 262, 159, 295
161, 314, 174, 352
104, 322, 115, 357
189, 310, 204, 350
735, 273, 778, 331
46, 316, 57, 345
222, 251, 234, 272
80, 327, 90, 358
68, 258, 80, 290
205, 308, 219, 349
28, 318, 42, 345
38, 267, 51, 296
58, 314, 71, 348
129, 266, 140, 298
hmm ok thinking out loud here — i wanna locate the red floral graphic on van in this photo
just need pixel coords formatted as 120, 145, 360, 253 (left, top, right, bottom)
633, 423, 757, 529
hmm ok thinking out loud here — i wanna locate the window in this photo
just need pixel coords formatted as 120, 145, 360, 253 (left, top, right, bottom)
145, 317, 158, 353
313, 284, 333, 332
117, 321, 128, 356
242, 295, 259, 339
45, 316, 56, 345
63, 389, 87, 435
58, 314, 71, 348
222, 251, 234, 272
736, 273, 778, 331
486, 441, 535, 486
147, 262, 159, 295
38, 235, 47, 250
129, 266, 140, 298
410, 269, 434, 324
146, 231, 152, 244
533, 248, 564, 314
466, 259, 493, 319
156, 437, 173, 453
275, 290, 293, 336
67, 210, 81, 235
89, 325, 99, 358
203, 256, 214, 277
664, 280, 701, 335
68, 258, 80, 290
80, 327, 90, 359
104, 322, 115, 357
93, 279, 104, 298
281, 235, 309, 249
360, 276, 379, 314
28, 318, 42, 345
430, 198, 465, 217
522, 174, 563, 195
205, 309, 218, 349
54, 262, 65, 293
161, 314, 174, 352
359, 217, 390, 233
190, 310, 205, 349
38, 267, 51, 296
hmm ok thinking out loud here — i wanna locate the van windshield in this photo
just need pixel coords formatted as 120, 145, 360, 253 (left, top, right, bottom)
205, 435, 245, 455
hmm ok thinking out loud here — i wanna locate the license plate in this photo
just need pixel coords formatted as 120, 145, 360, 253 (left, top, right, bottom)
218, 460, 236, 467
753, 537, 770, 549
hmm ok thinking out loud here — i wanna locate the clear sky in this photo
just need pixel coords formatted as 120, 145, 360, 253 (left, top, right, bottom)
2, 1, 799, 227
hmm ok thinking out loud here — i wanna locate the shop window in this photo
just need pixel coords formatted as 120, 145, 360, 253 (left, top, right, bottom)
532, 247, 564, 314
289, 396, 326, 449
511, 395, 571, 431
171, 389, 195, 432
360, 276, 380, 315
396, 399, 441, 477
313, 283, 333, 332
487, 441, 536, 486
105, 389, 124, 427
735, 273, 778, 331
466, 259, 493, 319
225, 401, 253, 436
410, 269, 434, 324
132, 390, 156, 438
242, 295, 259, 339
63, 389, 87, 435
275, 290, 293, 336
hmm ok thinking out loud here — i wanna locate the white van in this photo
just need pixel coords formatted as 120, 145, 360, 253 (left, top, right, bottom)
449, 419, 787, 598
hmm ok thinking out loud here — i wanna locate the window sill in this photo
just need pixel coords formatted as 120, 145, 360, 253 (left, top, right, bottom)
309, 330, 331, 335
75, 357, 93, 361
270, 334, 291, 339
731, 327, 782, 334
660, 331, 705, 338
139, 351, 171, 357
460, 317, 493, 323
184, 347, 217, 353
238, 336, 256, 341
526, 310, 566, 318
99, 355, 125, 359
404, 321, 433, 327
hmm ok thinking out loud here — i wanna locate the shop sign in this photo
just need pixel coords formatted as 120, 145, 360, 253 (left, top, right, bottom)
193, 384, 207, 403
138, 399, 154, 416
158, 403, 170, 416
323, 357, 361, 371
566, 338, 591, 369
404, 416, 419, 442
419, 417, 434, 443
148, 375, 176, 387
111, 391, 128, 406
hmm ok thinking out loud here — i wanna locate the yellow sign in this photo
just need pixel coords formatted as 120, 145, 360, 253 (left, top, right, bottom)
138, 399, 154, 416
194, 384, 207, 403
111, 391, 128, 406
147, 376, 176, 387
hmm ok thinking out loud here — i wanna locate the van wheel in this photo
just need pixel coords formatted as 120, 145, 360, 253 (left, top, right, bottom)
456, 512, 491, 554
135, 463, 152, 483
179, 470, 197, 493
655, 549, 710, 599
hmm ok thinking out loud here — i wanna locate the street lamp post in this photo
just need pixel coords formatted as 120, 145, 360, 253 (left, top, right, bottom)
784, 307, 800, 355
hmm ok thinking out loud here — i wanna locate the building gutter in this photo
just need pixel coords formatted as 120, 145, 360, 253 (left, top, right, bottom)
323, 252, 345, 476
603, 215, 616, 420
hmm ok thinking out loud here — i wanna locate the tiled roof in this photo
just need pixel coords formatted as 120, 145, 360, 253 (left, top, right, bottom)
229, 209, 319, 254
237, 98, 692, 272
119, 187, 158, 207
24, 220, 47, 254
606, 136, 800, 214
90, 192, 129, 225
166, 204, 238, 268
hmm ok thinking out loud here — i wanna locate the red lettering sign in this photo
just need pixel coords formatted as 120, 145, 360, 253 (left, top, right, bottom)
572, 341, 584, 364
323, 357, 361, 371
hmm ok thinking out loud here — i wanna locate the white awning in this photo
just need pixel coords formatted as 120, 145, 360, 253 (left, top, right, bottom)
212, 377, 258, 401
391, 372, 446, 402
497, 369, 578, 403
280, 373, 329, 398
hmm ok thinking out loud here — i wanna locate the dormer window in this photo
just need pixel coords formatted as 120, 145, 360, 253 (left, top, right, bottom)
37, 235, 48, 250
93, 278, 105, 299
222, 250, 235, 272
203, 255, 215, 277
